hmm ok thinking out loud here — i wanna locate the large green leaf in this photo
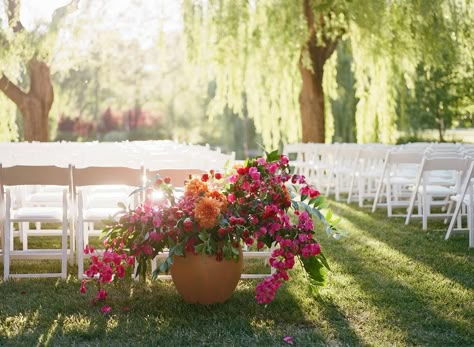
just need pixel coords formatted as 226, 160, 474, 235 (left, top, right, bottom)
300, 254, 328, 287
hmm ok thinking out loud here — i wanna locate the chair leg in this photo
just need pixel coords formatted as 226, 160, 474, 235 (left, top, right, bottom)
21, 222, 29, 251
422, 195, 431, 231
387, 182, 393, 217
469, 208, 474, 248
358, 177, 364, 207
446, 200, 463, 240
4, 220, 11, 280
61, 221, 67, 279
77, 220, 84, 280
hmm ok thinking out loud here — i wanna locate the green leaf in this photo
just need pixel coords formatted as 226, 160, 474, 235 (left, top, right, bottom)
194, 243, 205, 253
266, 149, 280, 162
223, 244, 232, 259
170, 243, 184, 257
158, 257, 173, 274
198, 231, 208, 241
325, 209, 333, 221
316, 252, 331, 271
300, 255, 328, 287
231, 246, 240, 255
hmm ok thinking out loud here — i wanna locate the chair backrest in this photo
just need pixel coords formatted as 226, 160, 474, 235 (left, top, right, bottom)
72, 166, 145, 188
421, 157, 467, 172
0, 165, 70, 187
0, 164, 71, 197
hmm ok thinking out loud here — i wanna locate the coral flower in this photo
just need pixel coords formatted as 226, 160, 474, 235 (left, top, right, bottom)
194, 197, 222, 229
184, 178, 208, 198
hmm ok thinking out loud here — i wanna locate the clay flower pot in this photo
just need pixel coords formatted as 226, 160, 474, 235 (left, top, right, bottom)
170, 247, 243, 304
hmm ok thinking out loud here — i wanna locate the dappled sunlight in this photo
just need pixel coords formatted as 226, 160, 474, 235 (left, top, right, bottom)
320, 206, 474, 344
36, 313, 60, 346
0, 310, 40, 339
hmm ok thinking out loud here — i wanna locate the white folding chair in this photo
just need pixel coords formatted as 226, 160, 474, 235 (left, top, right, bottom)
1, 165, 72, 279
372, 150, 423, 217
445, 160, 474, 247
347, 147, 388, 207
405, 157, 468, 231
72, 166, 145, 279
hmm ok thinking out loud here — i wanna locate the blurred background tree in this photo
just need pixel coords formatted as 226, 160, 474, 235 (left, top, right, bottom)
0, 0, 473, 153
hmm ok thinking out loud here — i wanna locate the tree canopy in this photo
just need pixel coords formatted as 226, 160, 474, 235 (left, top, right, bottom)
182, 0, 474, 147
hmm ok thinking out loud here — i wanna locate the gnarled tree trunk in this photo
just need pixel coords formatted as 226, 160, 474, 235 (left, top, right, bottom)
0, 0, 55, 141
299, 0, 338, 143
0, 60, 53, 142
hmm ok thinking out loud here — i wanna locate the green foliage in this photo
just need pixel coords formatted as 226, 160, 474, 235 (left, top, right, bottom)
183, 0, 474, 146
0, 94, 18, 141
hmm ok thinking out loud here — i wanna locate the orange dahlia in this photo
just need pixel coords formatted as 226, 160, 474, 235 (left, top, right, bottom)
205, 190, 228, 211
194, 197, 222, 229
185, 178, 208, 198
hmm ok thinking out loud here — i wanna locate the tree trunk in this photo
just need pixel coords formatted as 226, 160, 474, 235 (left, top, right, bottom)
1, 0, 56, 142
299, 0, 339, 143
0, 59, 53, 141
299, 58, 326, 143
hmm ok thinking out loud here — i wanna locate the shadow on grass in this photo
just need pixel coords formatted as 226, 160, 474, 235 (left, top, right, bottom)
323, 203, 474, 346
331, 202, 474, 290
0, 276, 334, 346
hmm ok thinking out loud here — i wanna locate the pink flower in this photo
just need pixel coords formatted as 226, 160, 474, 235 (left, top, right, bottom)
249, 167, 261, 181
283, 336, 294, 345
229, 174, 239, 183
227, 193, 236, 203
149, 231, 162, 241
96, 289, 107, 300
80, 280, 87, 293
152, 216, 162, 228
280, 155, 289, 165
116, 265, 125, 278
101, 305, 112, 315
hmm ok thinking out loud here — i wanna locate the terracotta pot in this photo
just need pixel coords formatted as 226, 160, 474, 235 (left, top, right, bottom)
170, 247, 243, 304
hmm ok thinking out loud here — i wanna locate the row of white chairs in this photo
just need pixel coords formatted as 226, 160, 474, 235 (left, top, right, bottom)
284, 142, 474, 248
1, 164, 274, 280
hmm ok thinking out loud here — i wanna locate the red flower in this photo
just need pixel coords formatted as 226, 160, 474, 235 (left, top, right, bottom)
164, 176, 171, 184
183, 218, 194, 232
201, 173, 209, 182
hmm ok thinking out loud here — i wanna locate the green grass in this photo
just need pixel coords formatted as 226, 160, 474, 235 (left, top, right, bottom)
1, 202, 473, 346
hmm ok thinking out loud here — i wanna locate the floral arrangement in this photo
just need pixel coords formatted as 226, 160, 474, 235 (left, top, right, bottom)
81, 150, 338, 308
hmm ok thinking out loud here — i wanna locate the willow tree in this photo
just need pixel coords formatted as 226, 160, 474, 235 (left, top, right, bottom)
182, 0, 473, 147
0, 0, 78, 141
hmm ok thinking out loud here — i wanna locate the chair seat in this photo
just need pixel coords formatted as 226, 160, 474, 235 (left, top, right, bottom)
416, 185, 456, 195
27, 192, 63, 204
11, 207, 64, 220
450, 194, 474, 206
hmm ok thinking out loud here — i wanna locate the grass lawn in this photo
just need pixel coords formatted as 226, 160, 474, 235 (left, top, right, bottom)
1, 201, 473, 346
